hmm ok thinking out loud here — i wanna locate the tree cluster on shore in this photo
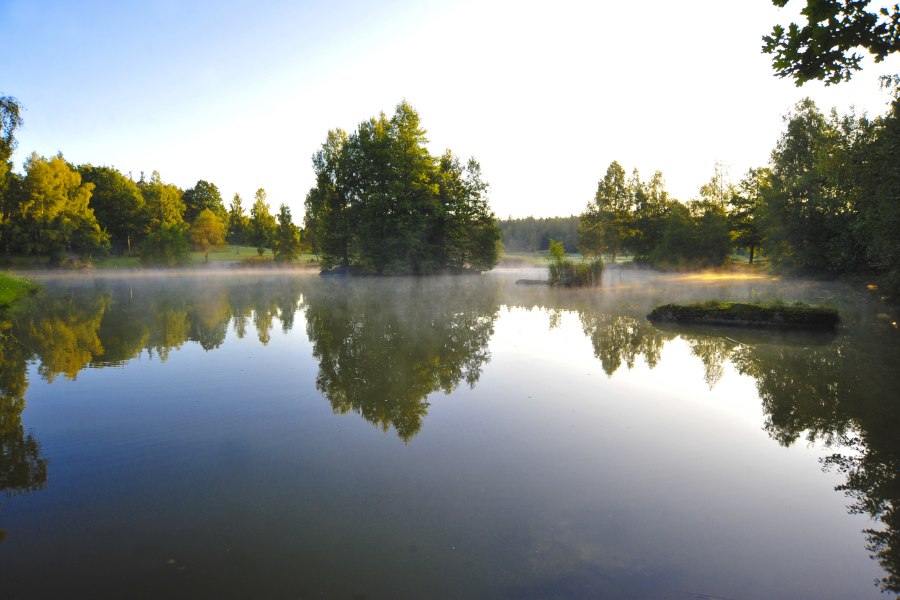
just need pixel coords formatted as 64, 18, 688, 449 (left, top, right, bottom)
304, 101, 501, 275
0, 97, 303, 266
575, 84, 900, 298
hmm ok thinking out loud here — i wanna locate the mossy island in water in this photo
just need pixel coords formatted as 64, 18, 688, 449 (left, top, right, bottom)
647, 301, 840, 330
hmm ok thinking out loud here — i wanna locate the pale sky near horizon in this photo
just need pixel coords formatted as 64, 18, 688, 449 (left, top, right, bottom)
2, 0, 899, 221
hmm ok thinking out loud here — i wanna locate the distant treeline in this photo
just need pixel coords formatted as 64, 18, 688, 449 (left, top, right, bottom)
0, 97, 304, 266
498, 216, 579, 252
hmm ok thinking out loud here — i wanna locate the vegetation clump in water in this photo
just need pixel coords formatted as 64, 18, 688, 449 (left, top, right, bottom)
647, 300, 839, 329
547, 239, 602, 287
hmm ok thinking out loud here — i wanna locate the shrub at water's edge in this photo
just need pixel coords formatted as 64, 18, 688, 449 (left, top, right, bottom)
0, 273, 38, 309
647, 300, 839, 329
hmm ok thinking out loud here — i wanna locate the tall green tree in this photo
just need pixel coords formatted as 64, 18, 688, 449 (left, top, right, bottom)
763, 0, 900, 85
10, 153, 108, 260
730, 167, 770, 264
183, 180, 226, 224
248, 188, 276, 256
190, 208, 226, 261
578, 160, 633, 261
78, 165, 146, 255
0, 96, 24, 252
139, 171, 185, 233
762, 98, 872, 273
226, 193, 249, 247
631, 170, 671, 261
698, 161, 734, 210
305, 128, 350, 268
273, 204, 302, 262
304, 102, 500, 274
433, 152, 500, 271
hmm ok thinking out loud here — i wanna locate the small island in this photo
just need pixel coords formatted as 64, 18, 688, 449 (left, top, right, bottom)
647, 301, 840, 329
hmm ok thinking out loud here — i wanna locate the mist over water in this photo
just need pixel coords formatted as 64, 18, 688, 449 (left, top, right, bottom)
0, 267, 897, 598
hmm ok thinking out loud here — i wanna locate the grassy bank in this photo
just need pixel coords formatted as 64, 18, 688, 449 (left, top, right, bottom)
647, 300, 840, 329
0, 272, 38, 309
1, 246, 321, 270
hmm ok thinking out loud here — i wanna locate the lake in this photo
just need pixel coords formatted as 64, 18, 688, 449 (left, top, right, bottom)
1, 268, 897, 599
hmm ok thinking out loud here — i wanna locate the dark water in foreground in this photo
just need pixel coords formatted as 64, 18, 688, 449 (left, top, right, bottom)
0, 268, 898, 599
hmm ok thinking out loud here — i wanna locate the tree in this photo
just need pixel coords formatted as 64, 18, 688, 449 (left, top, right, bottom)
762, 98, 872, 273
10, 153, 108, 260
273, 204, 302, 262
434, 152, 500, 272
248, 188, 276, 256
226, 193, 248, 247
183, 180, 226, 224
730, 167, 770, 264
78, 165, 146, 255
763, 0, 900, 85
141, 223, 189, 266
305, 128, 351, 268
190, 208, 226, 261
304, 102, 500, 274
139, 171, 185, 233
0, 96, 24, 252
578, 160, 633, 262
631, 170, 671, 261
698, 161, 734, 209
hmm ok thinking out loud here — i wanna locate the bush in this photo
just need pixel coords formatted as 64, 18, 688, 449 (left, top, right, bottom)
547, 239, 603, 287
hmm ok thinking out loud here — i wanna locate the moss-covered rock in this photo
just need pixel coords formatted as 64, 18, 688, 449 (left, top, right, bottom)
647, 301, 839, 329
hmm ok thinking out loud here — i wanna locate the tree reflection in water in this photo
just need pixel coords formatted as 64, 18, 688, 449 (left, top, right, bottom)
303, 278, 500, 442
562, 302, 899, 594
0, 275, 895, 590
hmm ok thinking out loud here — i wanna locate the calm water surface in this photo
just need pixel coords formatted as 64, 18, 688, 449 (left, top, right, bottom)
1, 268, 898, 599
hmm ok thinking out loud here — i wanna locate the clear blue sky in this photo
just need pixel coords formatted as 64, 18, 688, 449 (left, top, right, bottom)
3, 0, 898, 220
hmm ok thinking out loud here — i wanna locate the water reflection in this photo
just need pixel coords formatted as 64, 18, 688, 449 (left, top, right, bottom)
552, 299, 898, 593
303, 278, 499, 442
0, 317, 48, 543
0, 272, 896, 591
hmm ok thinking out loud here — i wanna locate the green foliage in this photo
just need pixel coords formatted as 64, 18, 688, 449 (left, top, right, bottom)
183, 180, 226, 224
763, 0, 900, 85
190, 209, 226, 261
498, 215, 579, 252
304, 101, 501, 274
273, 204, 302, 263
0, 272, 37, 309
547, 239, 603, 286
249, 188, 276, 256
226, 193, 249, 246
138, 171, 185, 233
8, 153, 109, 260
762, 98, 874, 274
140, 223, 189, 266
578, 161, 633, 261
729, 167, 769, 264
78, 165, 146, 254
0, 97, 23, 239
